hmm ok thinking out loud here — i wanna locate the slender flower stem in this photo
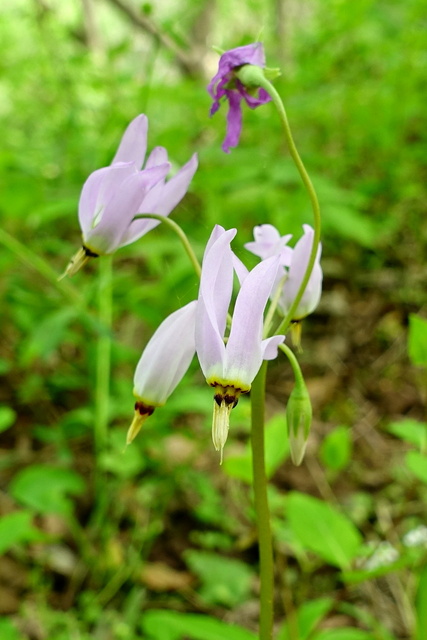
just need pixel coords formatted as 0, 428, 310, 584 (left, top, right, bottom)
279, 342, 304, 386
133, 215, 235, 328
251, 361, 274, 639
94, 255, 113, 456
256, 77, 322, 337
133, 214, 201, 277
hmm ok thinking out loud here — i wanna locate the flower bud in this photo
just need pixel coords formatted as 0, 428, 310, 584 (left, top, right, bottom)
286, 379, 312, 465
235, 64, 280, 89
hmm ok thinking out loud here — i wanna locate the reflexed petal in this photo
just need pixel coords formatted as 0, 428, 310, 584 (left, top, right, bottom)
279, 225, 323, 319
290, 262, 322, 319
261, 335, 285, 360
84, 164, 170, 254
232, 253, 249, 285
196, 227, 236, 380
205, 223, 226, 253
208, 43, 266, 99
112, 114, 148, 168
133, 301, 197, 406
290, 225, 315, 278
145, 146, 169, 169
120, 153, 198, 247
208, 43, 270, 153
78, 166, 112, 236
78, 163, 136, 238
239, 82, 271, 108
225, 255, 281, 386
222, 91, 242, 153
245, 224, 292, 262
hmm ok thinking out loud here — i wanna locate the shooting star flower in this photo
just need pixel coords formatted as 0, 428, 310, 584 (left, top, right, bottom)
208, 43, 271, 153
127, 300, 197, 444
63, 114, 198, 276
196, 225, 284, 460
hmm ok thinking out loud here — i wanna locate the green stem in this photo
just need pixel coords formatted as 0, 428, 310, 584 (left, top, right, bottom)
133, 214, 201, 277
279, 342, 304, 386
251, 361, 274, 639
256, 77, 322, 337
94, 255, 113, 456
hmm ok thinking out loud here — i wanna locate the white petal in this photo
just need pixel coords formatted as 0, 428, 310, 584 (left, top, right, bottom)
195, 227, 236, 381
224, 255, 280, 387
121, 153, 198, 247
112, 114, 148, 169
134, 301, 197, 406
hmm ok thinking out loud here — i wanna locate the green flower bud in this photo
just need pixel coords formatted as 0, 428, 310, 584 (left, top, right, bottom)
235, 64, 267, 89
286, 379, 312, 466
236, 63, 281, 89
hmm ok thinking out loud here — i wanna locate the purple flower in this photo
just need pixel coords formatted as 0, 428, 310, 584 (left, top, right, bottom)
196, 225, 284, 458
208, 43, 271, 153
127, 300, 197, 444
64, 114, 198, 276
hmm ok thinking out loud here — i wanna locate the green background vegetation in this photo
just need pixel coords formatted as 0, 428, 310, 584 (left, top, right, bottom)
0, 0, 426, 638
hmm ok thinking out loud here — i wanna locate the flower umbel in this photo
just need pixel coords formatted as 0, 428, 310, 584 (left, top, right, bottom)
127, 301, 197, 444
63, 114, 198, 277
196, 225, 284, 460
208, 43, 271, 153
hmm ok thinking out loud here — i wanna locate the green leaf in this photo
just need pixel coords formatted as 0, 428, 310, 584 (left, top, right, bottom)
323, 203, 377, 247
312, 630, 375, 640
276, 598, 334, 640
286, 492, 362, 569
0, 406, 16, 433
141, 610, 257, 640
416, 565, 427, 640
223, 413, 289, 483
10, 465, 86, 515
320, 426, 352, 471
183, 550, 254, 608
0, 618, 25, 640
0, 511, 43, 554
22, 307, 78, 365
408, 314, 427, 367
99, 428, 147, 479
387, 419, 427, 449
405, 451, 427, 484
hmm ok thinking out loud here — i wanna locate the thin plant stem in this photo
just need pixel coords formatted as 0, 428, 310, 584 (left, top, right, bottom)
251, 360, 274, 639
279, 342, 304, 385
255, 77, 322, 337
94, 255, 113, 457
133, 213, 201, 277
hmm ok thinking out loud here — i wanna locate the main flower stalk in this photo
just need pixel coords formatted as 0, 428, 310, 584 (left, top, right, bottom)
236, 66, 322, 336
251, 361, 274, 639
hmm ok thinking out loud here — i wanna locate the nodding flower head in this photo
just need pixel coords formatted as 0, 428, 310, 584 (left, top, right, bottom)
246, 223, 322, 323
207, 43, 271, 153
279, 224, 322, 321
127, 301, 197, 444
63, 114, 197, 277
195, 225, 284, 460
